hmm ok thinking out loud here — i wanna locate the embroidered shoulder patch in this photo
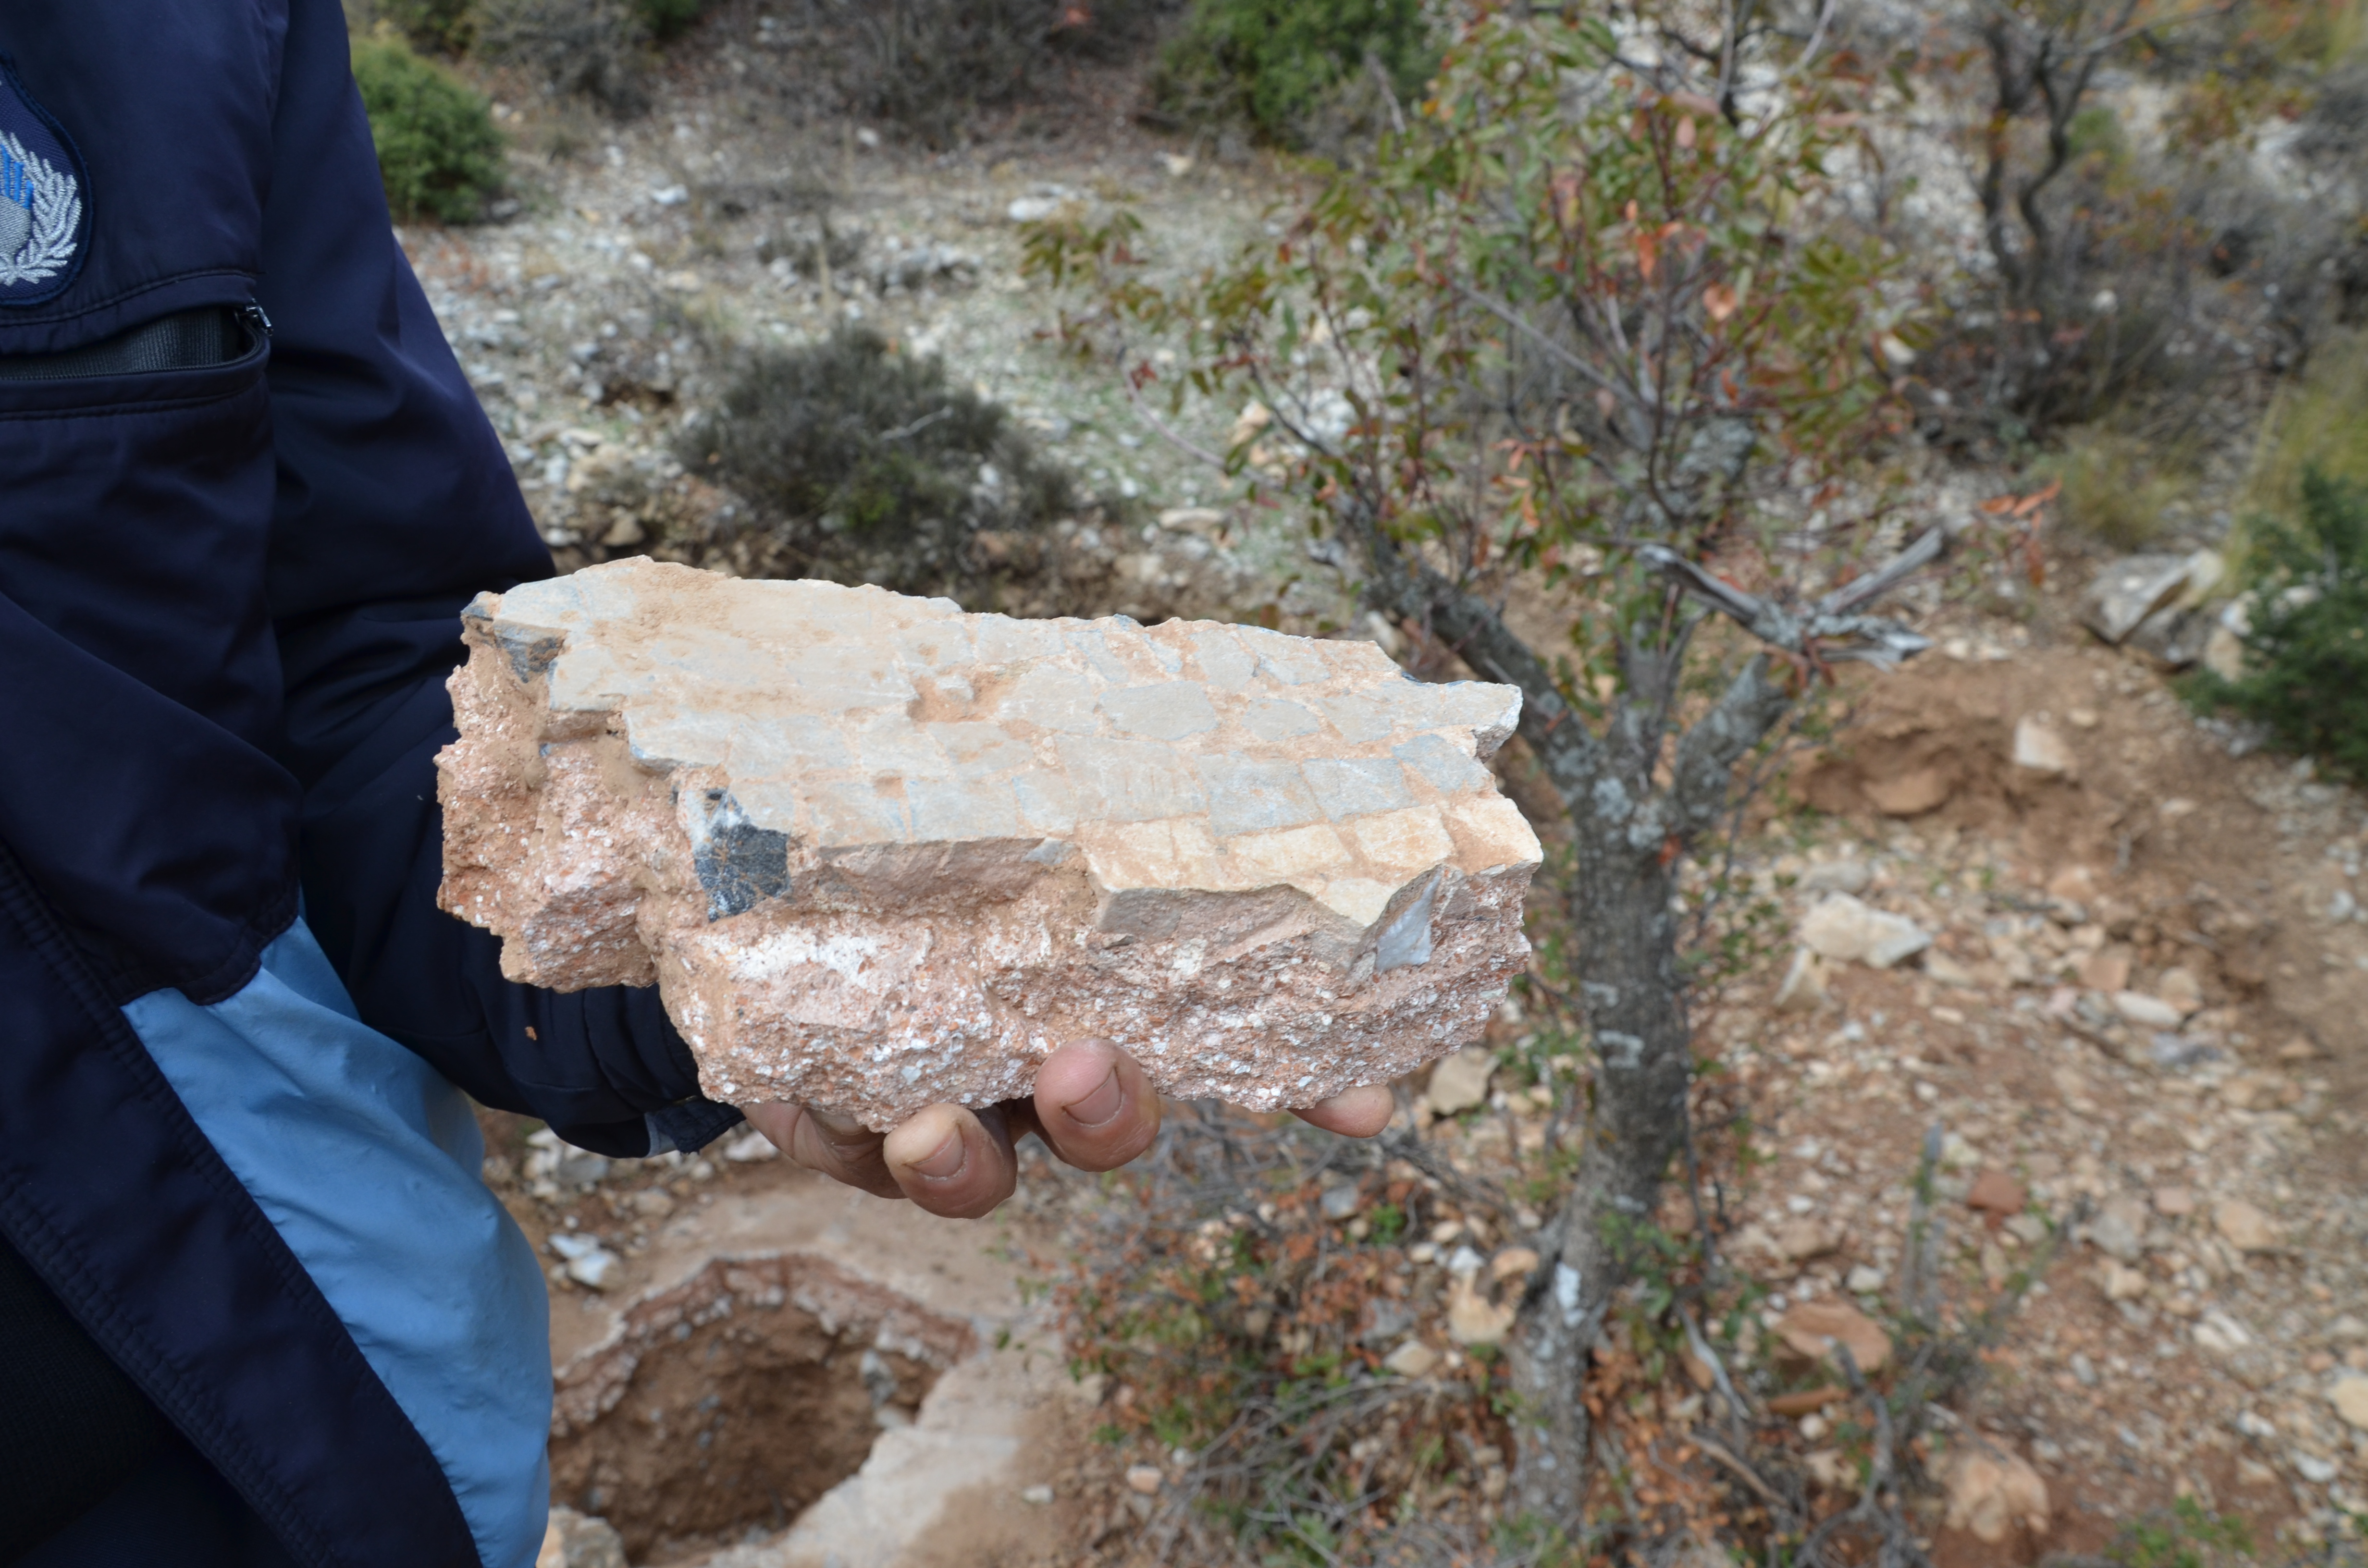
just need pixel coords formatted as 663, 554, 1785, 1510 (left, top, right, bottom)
0, 61, 88, 306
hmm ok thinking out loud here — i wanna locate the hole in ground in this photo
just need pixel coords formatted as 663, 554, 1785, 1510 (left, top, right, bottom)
549, 1252, 974, 1565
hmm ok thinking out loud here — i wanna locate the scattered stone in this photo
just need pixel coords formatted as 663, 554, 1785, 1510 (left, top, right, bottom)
1944, 1450, 2051, 1543
2112, 991, 2185, 1029
1775, 1219, 1841, 1262
1157, 506, 1228, 535
1773, 1300, 1891, 1373
1383, 1341, 1442, 1379
1804, 1449, 1854, 1489
548, 1233, 622, 1291
2331, 1375, 2368, 1432
1124, 1465, 1164, 1495
2156, 967, 2204, 1016
2046, 866, 2100, 905
1846, 1264, 1887, 1295
2081, 555, 2195, 645
1489, 1248, 1541, 1284
525, 1128, 610, 1189
1318, 1183, 1363, 1221
441, 561, 1539, 1127
1445, 1276, 1518, 1347
2079, 949, 2134, 993
1767, 1385, 1847, 1417
2215, 1200, 2279, 1254
2203, 621, 2248, 682
1865, 766, 1953, 817
537, 1507, 627, 1568
1798, 894, 1932, 969
1966, 1168, 2029, 1219
2086, 1198, 2148, 1263
720, 1128, 779, 1163
2126, 603, 2215, 671
1924, 950, 1980, 988
2150, 1033, 2216, 1070
1772, 948, 1830, 1013
1798, 858, 1872, 895
1019, 1484, 1055, 1506
2099, 1260, 2149, 1302
2012, 718, 2075, 776
2219, 1071, 2298, 1111
2193, 1309, 2255, 1353
2070, 1352, 2098, 1386
2153, 1187, 2196, 1218
1424, 1047, 1497, 1116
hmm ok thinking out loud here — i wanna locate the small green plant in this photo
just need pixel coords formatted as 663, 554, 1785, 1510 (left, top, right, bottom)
351, 34, 505, 224
2043, 425, 2195, 550
2187, 470, 2368, 781
1149, 0, 1435, 146
2111, 1494, 2255, 1568
683, 327, 1077, 602
473, 0, 649, 114
632, 0, 705, 41
371, 0, 477, 54
2245, 325, 2368, 523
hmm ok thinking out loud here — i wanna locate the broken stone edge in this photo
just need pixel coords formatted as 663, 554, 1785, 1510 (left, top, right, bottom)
437, 566, 1542, 1127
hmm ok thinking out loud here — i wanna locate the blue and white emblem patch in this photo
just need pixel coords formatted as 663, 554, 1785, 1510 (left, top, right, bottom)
0, 62, 88, 306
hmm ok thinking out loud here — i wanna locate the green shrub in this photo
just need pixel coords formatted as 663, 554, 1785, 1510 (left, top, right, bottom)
632, 0, 705, 43
1149, 0, 1435, 146
2042, 426, 2194, 550
352, 35, 504, 223
474, 0, 648, 115
846, 0, 1173, 147
372, 0, 477, 54
2246, 325, 2368, 515
682, 328, 1076, 599
2188, 470, 2368, 781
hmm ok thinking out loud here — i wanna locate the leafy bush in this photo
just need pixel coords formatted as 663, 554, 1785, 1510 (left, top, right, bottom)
474, 0, 648, 115
2248, 325, 2368, 516
2042, 426, 2193, 550
1148, 0, 1434, 146
680, 328, 1076, 599
632, 0, 705, 43
846, 0, 1175, 147
2189, 471, 2368, 781
370, 0, 477, 53
352, 35, 505, 223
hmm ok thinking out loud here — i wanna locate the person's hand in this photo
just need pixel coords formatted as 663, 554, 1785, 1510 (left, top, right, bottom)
741, 1038, 1394, 1220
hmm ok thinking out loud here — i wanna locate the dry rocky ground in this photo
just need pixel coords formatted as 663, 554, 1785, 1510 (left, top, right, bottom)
400, 21, 2368, 1567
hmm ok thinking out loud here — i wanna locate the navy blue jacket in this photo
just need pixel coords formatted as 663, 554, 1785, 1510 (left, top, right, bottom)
0, 2, 736, 1560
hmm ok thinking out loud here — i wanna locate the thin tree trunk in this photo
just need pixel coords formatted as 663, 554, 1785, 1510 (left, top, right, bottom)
1505, 813, 1691, 1521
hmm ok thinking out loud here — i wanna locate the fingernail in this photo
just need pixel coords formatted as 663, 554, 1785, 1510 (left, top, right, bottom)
908, 1126, 969, 1181
1061, 1066, 1126, 1130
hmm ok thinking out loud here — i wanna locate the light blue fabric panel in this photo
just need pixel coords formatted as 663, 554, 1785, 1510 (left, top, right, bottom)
124, 919, 552, 1568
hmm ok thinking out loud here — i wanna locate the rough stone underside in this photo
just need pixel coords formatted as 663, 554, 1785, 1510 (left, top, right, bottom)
438, 558, 1541, 1128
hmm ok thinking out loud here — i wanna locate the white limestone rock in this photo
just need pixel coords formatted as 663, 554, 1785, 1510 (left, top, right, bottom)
437, 560, 1541, 1127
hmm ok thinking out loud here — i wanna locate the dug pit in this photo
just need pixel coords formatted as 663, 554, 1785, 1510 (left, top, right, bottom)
547, 1252, 974, 1564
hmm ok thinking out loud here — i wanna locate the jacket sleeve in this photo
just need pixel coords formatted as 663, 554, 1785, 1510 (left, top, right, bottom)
260, 0, 740, 1158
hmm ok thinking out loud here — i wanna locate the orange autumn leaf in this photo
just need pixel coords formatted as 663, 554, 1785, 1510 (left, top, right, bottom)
2013, 477, 2063, 516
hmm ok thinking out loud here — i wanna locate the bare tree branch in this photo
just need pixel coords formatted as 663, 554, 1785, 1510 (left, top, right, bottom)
1637, 525, 1947, 668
